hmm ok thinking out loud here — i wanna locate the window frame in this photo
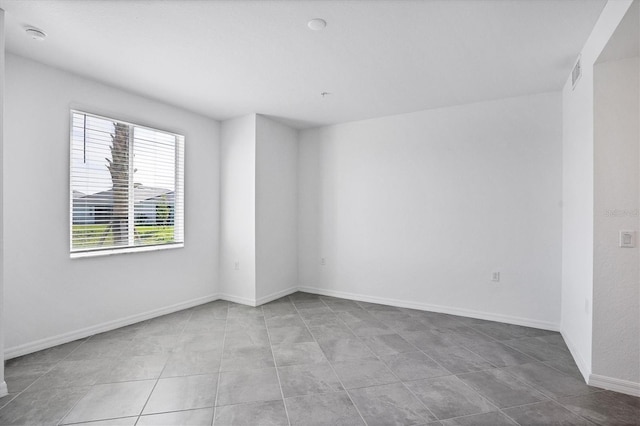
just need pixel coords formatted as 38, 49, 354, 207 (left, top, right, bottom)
69, 110, 185, 258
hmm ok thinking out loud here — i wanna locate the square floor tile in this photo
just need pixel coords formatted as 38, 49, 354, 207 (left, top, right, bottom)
380, 351, 450, 381
470, 322, 554, 341
0, 386, 89, 425
423, 346, 495, 374
217, 368, 282, 406
310, 323, 356, 340
337, 310, 378, 325
0, 393, 17, 410
220, 345, 274, 371
400, 329, 459, 350
5, 339, 85, 368
123, 335, 178, 356
332, 358, 399, 389
349, 382, 437, 425
278, 362, 343, 397
405, 376, 496, 420
273, 342, 326, 367
66, 417, 138, 426
62, 380, 155, 424
359, 333, 416, 356
301, 312, 342, 327
138, 407, 214, 425
502, 337, 572, 362
559, 391, 640, 426
503, 362, 597, 399
503, 400, 594, 425
286, 391, 365, 426
347, 319, 392, 337
214, 400, 288, 425
143, 374, 218, 414
162, 349, 222, 377
4, 362, 55, 393
317, 338, 375, 362
224, 329, 270, 349
440, 411, 517, 425
66, 337, 131, 360
266, 314, 306, 328
268, 325, 314, 345
97, 355, 168, 383
385, 317, 430, 333
27, 358, 113, 391
184, 316, 226, 334
323, 299, 363, 312
543, 359, 585, 382
457, 369, 548, 408
464, 341, 537, 367
175, 332, 225, 353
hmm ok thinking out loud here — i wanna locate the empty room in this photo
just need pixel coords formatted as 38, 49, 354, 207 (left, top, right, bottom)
0, 0, 638, 425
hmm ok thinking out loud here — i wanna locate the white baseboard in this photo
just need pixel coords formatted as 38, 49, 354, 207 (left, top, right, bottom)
217, 293, 256, 307
298, 286, 559, 331
560, 329, 590, 383
4, 293, 219, 360
0, 381, 7, 398
256, 287, 298, 306
589, 374, 640, 397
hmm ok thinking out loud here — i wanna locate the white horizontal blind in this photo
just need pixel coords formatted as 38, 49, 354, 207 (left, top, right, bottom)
70, 111, 184, 255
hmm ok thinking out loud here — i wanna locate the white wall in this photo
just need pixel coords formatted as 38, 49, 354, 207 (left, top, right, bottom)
593, 56, 640, 386
298, 92, 563, 328
561, 0, 634, 381
255, 115, 298, 303
4, 54, 220, 356
220, 114, 256, 304
0, 8, 7, 396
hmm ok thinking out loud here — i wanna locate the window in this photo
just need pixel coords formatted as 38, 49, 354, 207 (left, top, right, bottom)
70, 111, 184, 257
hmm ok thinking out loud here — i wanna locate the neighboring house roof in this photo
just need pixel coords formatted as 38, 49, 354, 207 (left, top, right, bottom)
76, 186, 174, 204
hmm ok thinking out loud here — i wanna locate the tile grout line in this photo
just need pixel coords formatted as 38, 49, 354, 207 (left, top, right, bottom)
54, 331, 148, 426
450, 334, 606, 415
19, 337, 94, 424
134, 310, 193, 425
336, 300, 578, 424
407, 330, 550, 423
211, 301, 230, 426
333, 301, 445, 423
393, 311, 600, 424
289, 295, 370, 426
262, 303, 292, 426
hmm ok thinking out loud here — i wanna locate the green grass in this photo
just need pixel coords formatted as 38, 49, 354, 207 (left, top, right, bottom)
72, 224, 175, 249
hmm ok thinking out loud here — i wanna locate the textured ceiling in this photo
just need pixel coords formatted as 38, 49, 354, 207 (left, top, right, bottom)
0, 0, 607, 128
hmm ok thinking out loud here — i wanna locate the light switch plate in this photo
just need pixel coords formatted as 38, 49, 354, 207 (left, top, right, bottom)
619, 230, 636, 248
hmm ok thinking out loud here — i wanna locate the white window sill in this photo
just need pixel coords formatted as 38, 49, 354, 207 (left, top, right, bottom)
70, 242, 184, 259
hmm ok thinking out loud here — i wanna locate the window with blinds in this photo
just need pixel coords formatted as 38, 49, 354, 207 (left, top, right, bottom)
70, 111, 184, 257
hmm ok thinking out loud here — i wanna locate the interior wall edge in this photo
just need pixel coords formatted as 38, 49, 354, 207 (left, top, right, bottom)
217, 293, 256, 307
560, 328, 591, 382
4, 293, 219, 360
254, 286, 299, 306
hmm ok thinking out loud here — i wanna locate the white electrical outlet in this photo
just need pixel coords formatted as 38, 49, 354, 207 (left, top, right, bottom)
619, 231, 636, 248
234, 261, 240, 271
492, 272, 500, 282
321, 258, 326, 266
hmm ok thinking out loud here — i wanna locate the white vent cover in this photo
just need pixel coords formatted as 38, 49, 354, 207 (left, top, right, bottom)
572, 56, 582, 90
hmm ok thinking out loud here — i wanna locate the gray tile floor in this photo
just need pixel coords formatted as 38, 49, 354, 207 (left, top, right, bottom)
1, 292, 639, 425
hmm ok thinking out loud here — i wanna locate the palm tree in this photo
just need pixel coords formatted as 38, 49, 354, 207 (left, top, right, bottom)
105, 122, 130, 245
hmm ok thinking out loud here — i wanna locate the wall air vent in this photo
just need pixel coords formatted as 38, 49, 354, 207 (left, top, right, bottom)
572, 56, 582, 90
